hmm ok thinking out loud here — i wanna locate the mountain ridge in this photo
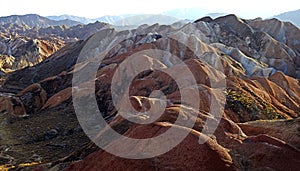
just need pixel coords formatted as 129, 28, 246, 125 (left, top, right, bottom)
47, 14, 93, 24
0, 13, 299, 171
274, 9, 300, 27
0, 20, 109, 74
47, 14, 181, 26
0, 14, 82, 28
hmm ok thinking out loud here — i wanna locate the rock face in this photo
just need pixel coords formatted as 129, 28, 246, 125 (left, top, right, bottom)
195, 15, 299, 78
248, 18, 300, 75
0, 36, 64, 72
0, 14, 300, 170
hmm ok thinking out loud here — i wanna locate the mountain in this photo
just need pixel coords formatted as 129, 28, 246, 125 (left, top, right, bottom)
274, 9, 300, 27
163, 8, 227, 20
95, 14, 136, 24
0, 35, 65, 73
0, 21, 109, 73
28, 21, 110, 40
113, 14, 180, 26
46, 14, 138, 25
247, 17, 300, 61
0, 22, 110, 41
163, 8, 209, 20
0, 14, 81, 28
47, 14, 93, 24
0, 14, 300, 170
206, 13, 228, 18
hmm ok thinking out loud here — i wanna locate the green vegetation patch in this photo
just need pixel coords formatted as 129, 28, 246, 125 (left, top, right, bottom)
225, 89, 283, 122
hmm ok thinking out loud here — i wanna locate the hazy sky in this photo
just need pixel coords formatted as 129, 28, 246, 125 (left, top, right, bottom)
0, 0, 299, 19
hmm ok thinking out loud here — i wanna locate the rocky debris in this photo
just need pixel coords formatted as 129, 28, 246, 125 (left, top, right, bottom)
0, 106, 90, 168
45, 129, 59, 139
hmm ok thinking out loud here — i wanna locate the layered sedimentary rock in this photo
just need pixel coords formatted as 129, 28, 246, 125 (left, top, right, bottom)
0, 36, 64, 71
0, 14, 299, 170
0, 21, 109, 73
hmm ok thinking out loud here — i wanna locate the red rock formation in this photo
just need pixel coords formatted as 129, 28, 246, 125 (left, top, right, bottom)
0, 94, 27, 116
0, 15, 300, 171
65, 103, 300, 171
66, 122, 234, 171
42, 87, 72, 110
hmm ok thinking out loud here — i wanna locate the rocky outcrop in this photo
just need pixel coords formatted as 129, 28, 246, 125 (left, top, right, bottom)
238, 118, 300, 150
195, 14, 300, 78
0, 93, 27, 116
248, 18, 300, 74
0, 36, 64, 72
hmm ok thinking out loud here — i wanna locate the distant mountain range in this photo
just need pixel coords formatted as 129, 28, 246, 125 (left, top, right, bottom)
0, 14, 81, 28
274, 9, 300, 27
0, 9, 299, 28
46, 10, 229, 26
47, 14, 135, 24
113, 14, 180, 26
162, 8, 226, 20
47, 14, 180, 26
47, 15, 93, 24
96, 15, 136, 25
162, 8, 209, 20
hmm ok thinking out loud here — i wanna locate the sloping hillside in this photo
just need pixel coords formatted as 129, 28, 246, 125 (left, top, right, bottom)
0, 14, 299, 170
